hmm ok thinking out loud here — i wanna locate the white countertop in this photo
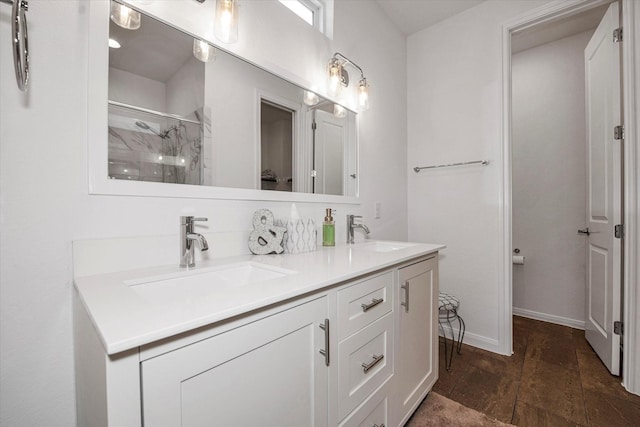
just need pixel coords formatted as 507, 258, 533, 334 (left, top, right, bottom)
74, 240, 444, 355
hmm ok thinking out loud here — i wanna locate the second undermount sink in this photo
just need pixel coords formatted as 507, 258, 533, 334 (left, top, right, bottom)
355, 241, 418, 253
125, 262, 297, 302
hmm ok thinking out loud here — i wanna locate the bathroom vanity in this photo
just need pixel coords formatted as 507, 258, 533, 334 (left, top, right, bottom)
74, 241, 443, 427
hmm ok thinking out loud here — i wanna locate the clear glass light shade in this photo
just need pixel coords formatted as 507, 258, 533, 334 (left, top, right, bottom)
193, 39, 215, 62
303, 90, 320, 106
333, 104, 347, 118
358, 78, 370, 111
328, 59, 343, 97
110, 1, 141, 30
215, 0, 238, 44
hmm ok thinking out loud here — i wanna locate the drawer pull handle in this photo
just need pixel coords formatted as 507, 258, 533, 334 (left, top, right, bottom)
373, 424, 385, 427
361, 297, 384, 312
401, 281, 410, 313
361, 354, 384, 373
319, 319, 330, 367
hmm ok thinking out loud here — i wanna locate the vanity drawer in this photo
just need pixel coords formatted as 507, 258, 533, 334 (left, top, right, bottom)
339, 379, 389, 427
337, 312, 393, 420
338, 271, 393, 340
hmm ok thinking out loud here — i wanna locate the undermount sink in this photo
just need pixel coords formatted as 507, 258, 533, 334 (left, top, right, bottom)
355, 241, 418, 253
125, 262, 297, 302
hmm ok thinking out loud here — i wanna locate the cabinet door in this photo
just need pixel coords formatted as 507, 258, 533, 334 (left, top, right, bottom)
141, 297, 329, 427
395, 255, 438, 425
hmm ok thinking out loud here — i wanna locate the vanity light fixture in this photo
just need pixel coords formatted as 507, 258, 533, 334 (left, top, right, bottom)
303, 90, 320, 106
193, 38, 215, 62
110, 1, 141, 30
214, 0, 238, 44
327, 52, 370, 111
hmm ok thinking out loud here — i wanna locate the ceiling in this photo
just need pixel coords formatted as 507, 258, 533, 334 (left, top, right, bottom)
376, 0, 485, 36
110, 13, 194, 83
511, 3, 609, 53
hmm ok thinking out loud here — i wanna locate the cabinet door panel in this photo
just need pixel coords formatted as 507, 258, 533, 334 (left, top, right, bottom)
396, 256, 438, 425
142, 297, 328, 427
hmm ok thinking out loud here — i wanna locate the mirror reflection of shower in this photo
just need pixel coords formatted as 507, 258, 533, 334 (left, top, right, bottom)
107, 103, 204, 185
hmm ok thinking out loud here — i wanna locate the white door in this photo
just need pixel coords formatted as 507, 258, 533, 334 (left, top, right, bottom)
584, 1, 622, 375
395, 256, 438, 426
314, 109, 345, 195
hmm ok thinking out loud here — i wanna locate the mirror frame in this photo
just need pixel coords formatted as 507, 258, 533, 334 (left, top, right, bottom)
87, 0, 359, 203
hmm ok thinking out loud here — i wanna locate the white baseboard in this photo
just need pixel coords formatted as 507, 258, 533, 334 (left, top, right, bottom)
513, 307, 585, 330
438, 325, 504, 355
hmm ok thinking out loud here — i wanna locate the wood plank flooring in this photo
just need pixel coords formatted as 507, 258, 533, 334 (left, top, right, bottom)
431, 316, 640, 426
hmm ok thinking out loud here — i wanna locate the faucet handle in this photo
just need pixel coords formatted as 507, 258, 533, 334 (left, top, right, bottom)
180, 216, 208, 224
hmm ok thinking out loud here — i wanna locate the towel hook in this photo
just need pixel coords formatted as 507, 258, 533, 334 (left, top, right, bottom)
2, 0, 29, 91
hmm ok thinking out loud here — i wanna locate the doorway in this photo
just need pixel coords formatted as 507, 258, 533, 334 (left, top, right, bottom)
511, 16, 599, 332
260, 100, 294, 192
504, 1, 622, 382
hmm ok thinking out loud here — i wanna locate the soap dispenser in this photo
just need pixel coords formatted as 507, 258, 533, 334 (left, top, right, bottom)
323, 208, 335, 247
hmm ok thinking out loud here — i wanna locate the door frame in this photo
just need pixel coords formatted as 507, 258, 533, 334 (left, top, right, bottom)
500, 0, 640, 394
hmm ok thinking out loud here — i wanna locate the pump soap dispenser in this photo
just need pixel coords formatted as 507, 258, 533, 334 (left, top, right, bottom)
323, 208, 335, 247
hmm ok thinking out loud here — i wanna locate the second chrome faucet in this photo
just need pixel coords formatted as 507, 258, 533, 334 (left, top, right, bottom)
347, 214, 370, 244
180, 216, 209, 268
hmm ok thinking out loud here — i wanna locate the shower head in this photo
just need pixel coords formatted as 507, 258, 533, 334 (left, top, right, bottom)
135, 120, 163, 137
135, 120, 152, 131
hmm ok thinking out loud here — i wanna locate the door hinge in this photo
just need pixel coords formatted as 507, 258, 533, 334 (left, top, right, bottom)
614, 321, 623, 335
613, 27, 623, 43
311, 122, 317, 130
614, 125, 624, 140
614, 224, 624, 239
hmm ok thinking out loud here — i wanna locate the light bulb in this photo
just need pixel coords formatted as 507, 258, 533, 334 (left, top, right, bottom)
110, 1, 141, 30
328, 59, 342, 97
108, 38, 121, 49
215, 0, 238, 44
304, 90, 320, 106
193, 39, 215, 62
333, 104, 347, 118
358, 78, 370, 111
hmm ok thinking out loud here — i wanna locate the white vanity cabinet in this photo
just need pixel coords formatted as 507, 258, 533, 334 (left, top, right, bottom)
140, 296, 329, 427
395, 255, 439, 426
74, 246, 441, 427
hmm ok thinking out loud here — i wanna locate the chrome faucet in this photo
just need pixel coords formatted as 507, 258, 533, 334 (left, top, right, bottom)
180, 216, 209, 268
347, 214, 370, 244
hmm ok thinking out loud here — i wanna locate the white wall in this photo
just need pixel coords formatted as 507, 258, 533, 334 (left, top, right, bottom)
109, 67, 167, 111
166, 56, 204, 120
407, 0, 550, 352
512, 30, 593, 327
0, 1, 407, 425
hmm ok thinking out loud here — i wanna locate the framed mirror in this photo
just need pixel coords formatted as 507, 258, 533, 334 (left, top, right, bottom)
88, 1, 358, 203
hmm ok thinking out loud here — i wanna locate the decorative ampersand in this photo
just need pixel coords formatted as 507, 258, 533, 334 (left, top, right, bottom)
248, 209, 286, 255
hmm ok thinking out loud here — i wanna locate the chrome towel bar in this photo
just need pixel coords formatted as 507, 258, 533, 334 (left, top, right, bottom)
2, 0, 29, 91
413, 159, 489, 173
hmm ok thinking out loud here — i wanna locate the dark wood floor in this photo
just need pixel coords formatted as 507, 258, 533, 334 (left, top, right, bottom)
433, 315, 640, 426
